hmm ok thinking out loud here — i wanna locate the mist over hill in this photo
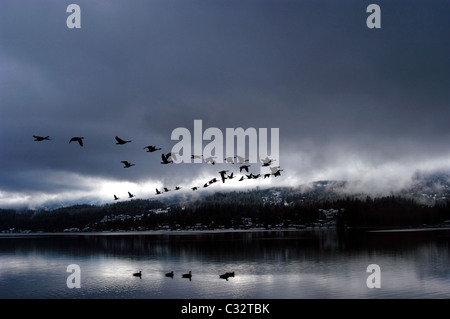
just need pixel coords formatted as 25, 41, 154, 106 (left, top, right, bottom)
1, 170, 449, 232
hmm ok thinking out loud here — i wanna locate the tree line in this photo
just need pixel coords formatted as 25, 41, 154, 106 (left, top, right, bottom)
0, 194, 449, 232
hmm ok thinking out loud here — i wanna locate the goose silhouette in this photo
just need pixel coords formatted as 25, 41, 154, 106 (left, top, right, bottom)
227, 172, 236, 180
164, 187, 170, 192
121, 161, 135, 168
128, 191, 135, 198
192, 187, 198, 191
219, 170, 229, 183
115, 136, 131, 145
113, 194, 120, 200
239, 165, 251, 173
261, 157, 275, 166
161, 153, 173, 164
144, 145, 161, 152
175, 186, 182, 190
69, 136, 84, 147
236, 155, 249, 164
204, 156, 216, 165
155, 188, 162, 195
182, 271, 192, 280
33, 135, 52, 141
133, 271, 142, 278
269, 166, 281, 174
224, 156, 235, 164
272, 169, 283, 177
165, 271, 174, 278
220, 272, 235, 280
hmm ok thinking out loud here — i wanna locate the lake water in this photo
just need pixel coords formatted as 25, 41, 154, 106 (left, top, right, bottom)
0, 228, 449, 299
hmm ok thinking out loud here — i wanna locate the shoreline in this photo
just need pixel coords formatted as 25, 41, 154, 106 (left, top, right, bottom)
1, 225, 450, 237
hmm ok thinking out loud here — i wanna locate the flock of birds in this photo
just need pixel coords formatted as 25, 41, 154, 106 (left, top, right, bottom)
132, 270, 235, 281
33, 134, 284, 201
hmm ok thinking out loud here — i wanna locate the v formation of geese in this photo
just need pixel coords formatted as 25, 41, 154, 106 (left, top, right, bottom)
33, 134, 283, 201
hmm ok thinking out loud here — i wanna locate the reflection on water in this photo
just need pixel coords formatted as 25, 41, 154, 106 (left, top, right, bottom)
0, 229, 449, 299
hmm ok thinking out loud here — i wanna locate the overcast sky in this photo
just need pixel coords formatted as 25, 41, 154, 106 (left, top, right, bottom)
0, 0, 449, 209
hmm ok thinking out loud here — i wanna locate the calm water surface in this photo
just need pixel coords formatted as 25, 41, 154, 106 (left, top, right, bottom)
0, 229, 449, 299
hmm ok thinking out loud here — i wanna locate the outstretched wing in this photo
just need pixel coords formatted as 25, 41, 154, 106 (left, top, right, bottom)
115, 136, 125, 143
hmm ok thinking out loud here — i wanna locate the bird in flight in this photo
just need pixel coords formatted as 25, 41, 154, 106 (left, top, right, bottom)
175, 186, 182, 190
121, 161, 135, 168
224, 156, 235, 164
115, 136, 131, 145
164, 187, 171, 192
272, 169, 283, 177
239, 165, 251, 173
227, 172, 236, 180
261, 157, 275, 167
269, 166, 281, 174
128, 192, 135, 198
236, 155, 249, 163
219, 170, 229, 183
33, 135, 52, 141
144, 145, 161, 152
161, 153, 173, 164
155, 189, 162, 195
192, 187, 198, 191
204, 156, 216, 165
69, 137, 84, 147
114, 195, 120, 200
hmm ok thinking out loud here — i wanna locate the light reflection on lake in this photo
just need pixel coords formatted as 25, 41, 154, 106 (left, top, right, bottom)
0, 229, 449, 299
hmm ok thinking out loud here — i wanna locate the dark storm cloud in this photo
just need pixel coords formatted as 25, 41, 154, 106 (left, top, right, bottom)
0, 0, 449, 208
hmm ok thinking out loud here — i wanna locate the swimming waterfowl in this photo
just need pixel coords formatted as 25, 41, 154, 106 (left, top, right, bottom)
182, 271, 192, 279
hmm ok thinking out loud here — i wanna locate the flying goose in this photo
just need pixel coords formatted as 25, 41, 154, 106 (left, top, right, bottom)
144, 145, 161, 152
69, 136, 84, 146
114, 195, 120, 200
165, 271, 174, 278
219, 170, 229, 183
115, 136, 131, 145
192, 187, 198, 191
204, 156, 216, 165
133, 271, 142, 278
128, 191, 135, 198
33, 135, 52, 141
239, 165, 251, 173
272, 169, 283, 177
269, 166, 281, 174
121, 161, 135, 168
224, 156, 236, 164
155, 188, 162, 195
161, 153, 173, 164
236, 155, 249, 163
